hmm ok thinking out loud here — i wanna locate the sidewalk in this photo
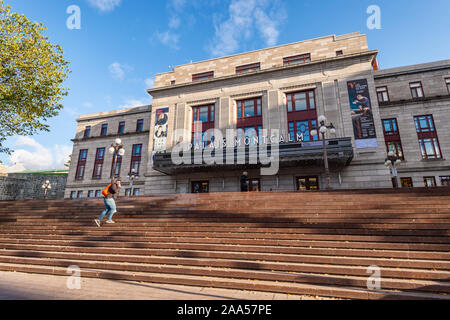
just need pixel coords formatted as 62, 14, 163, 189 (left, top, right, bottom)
0, 271, 326, 300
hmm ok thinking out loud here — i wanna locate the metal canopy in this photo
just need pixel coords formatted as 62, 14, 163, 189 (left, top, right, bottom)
152, 137, 354, 175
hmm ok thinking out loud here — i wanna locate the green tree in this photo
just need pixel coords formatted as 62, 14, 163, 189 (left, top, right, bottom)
0, 0, 70, 158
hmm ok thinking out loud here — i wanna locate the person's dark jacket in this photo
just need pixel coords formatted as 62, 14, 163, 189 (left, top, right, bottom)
105, 183, 120, 200
240, 176, 248, 192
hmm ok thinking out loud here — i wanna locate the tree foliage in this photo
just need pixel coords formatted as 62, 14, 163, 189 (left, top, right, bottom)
0, 0, 70, 156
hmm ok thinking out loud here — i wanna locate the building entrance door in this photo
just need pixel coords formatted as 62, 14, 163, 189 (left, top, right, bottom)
248, 179, 261, 192
297, 176, 319, 191
192, 181, 209, 193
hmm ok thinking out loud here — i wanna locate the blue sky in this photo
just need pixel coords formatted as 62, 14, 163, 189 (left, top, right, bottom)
2, 0, 450, 170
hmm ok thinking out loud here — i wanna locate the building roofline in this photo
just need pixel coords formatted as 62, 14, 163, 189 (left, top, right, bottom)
148, 50, 378, 95
154, 32, 365, 78
76, 105, 152, 122
374, 59, 450, 78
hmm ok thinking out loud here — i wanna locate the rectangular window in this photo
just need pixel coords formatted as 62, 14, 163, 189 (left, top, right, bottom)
70, 191, 76, 199
133, 188, 140, 196
192, 181, 209, 193
131, 144, 143, 175
110, 153, 122, 178
136, 119, 144, 132
192, 104, 215, 148
382, 118, 404, 160
125, 188, 131, 197
75, 149, 88, 180
283, 54, 311, 66
286, 90, 315, 113
297, 176, 319, 191
92, 148, 105, 179
440, 176, 450, 187
288, 120, 318, 142
336, 50, 343, 56
118, 122, 125, 134
95, 190, 101, 198
237, 98, 262, 119
446, 78, 450, 94
77, 191, 84, 199
236, 98, 263, 145
376, 87, 390, 103
84, 126, 91, 138
88, 190, 94, 198
414, 115, 442, 159
236, 63, 260, 74
400, 178, 413, 188
100, 124, 108, 136
410, 82, 424, 99
424, 177, 436, 188
192, 71, 214, 82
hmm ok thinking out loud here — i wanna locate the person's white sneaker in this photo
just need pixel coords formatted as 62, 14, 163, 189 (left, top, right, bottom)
94, 219, 101, 227
106, 220, 116, 224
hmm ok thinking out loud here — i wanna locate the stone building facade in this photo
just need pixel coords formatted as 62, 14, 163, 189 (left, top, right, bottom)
65, 32, 450, 197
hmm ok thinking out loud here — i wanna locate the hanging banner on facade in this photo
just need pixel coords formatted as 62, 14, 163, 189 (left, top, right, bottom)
347, 79, 378, 149
153, 107, 169, 152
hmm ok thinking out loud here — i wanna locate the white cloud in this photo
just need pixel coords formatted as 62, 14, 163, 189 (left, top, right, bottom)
155, 31, 180, 50
145, 78, 155, 89
208, 0, 286, 57
169, 16, 181, 29
117, 97, 152, 110
87, 0, 121, 12
9, 137, 72, 171
82, 102, 93, 108
109, 62, 125, 80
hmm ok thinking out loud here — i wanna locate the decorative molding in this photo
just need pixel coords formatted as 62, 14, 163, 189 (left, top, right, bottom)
186, 97, 219, 105
379, 95, 450, 108
230, 90, 266, 99
71, 130, 150, 143
279, 82, 319, 92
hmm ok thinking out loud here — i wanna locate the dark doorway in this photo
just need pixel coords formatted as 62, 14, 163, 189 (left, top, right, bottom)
296, 176, 319, 191
192, 181, 209, 193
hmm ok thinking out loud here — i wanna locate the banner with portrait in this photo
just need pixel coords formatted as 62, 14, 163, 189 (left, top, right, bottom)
347, 79, 378, 149
153, 107, 169, 152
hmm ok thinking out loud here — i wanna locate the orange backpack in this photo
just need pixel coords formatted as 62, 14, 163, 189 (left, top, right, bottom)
102, 184, 112, 197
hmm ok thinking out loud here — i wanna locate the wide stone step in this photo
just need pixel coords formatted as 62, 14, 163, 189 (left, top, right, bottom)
1, 237, 448, 253
1, 262, 448, 300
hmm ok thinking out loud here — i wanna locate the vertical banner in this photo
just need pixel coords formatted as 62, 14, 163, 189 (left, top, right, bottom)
347, 79, 378, 149
153, 107, 169, 152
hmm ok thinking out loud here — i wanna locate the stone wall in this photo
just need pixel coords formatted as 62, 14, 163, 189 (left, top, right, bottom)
0, 173, 67, 201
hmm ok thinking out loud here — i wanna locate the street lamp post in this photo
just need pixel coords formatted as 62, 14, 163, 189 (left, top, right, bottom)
127, 168, 139, 196
42, 180, 52, 199
109, 138, 125, 183
385, 151, 402, 188
311, 115, 336, 190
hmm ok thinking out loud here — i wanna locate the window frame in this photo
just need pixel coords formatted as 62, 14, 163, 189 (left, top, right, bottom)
130, 144, 143, 175
236, 97, 263, 141
75, 149, 88, 180
400, 177, 414, 188
376, 86, 390, 103
446, 78, 450, 94
118, 122, 125, 134
92, 147, 105, 179
191, 104, 215, 147
424, 176, 437, 188
100, 124, 108, 136
84, 126, 91, 138
236, 63, 261, 74
136, 119, 144, 132
440, 176, 450, 187
410, 81, 425, 99
283, 54, 311, 66
192, 71, 214, 82
414, 115, 442, 160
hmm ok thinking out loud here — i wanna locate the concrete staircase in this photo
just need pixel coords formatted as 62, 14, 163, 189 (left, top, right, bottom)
0, 188, 449, 300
